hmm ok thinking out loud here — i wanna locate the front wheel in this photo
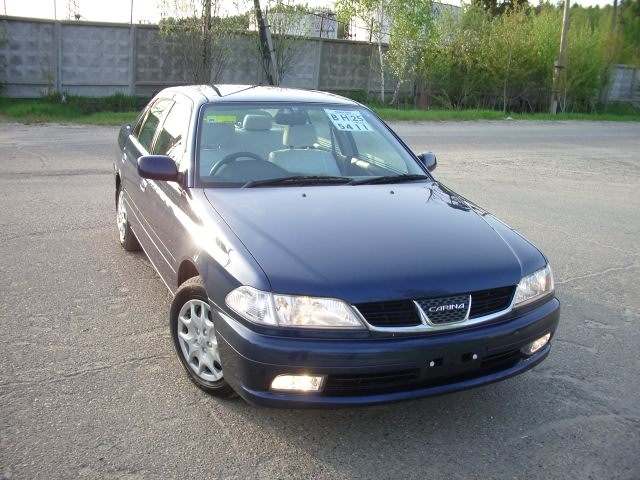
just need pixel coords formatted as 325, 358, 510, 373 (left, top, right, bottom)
116, 187, 141, 251
170, 276, 236, 398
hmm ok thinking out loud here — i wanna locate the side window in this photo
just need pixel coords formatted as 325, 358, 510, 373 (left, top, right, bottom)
153, 100, 192, 167
136, 99, 174, 153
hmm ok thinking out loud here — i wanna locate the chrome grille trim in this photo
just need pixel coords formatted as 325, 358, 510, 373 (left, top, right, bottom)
353, 293, 516, 333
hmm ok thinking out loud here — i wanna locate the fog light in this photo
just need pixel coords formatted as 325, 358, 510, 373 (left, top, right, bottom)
521, 333, 551, 356
270, 374, 325, 392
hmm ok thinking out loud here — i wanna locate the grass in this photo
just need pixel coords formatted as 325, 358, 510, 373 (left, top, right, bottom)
0, 97, 139, 125
371, 106, 640, 122
1, 97, 638, 125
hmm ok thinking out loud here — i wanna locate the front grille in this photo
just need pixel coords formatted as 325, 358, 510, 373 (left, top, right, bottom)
469, 286, 515, 318
324, 370, 420, 393
481, 348, 521, 369
323, 349, 523, 396
355, 286, 516, 329
355, 300, 419, 327
416, 295, 470, 324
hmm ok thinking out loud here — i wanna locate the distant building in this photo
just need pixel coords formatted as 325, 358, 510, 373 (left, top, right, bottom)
348, 2, 461, 44
249, 10, 338, 39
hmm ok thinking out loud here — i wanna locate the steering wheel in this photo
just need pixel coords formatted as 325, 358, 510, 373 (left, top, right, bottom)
209, 152, 265, 176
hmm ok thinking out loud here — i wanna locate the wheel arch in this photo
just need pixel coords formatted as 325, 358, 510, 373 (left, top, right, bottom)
177, 259, 200, 287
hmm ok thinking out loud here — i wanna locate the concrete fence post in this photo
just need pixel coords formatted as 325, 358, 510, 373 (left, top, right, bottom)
128, 24, 136, 95
54, 21, 61, 93
314, 38, 323, 90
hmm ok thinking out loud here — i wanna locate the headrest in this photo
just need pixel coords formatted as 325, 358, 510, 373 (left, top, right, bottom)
283, 124, 317, 148
201, 122, 234, 147
243, 114, 273, 131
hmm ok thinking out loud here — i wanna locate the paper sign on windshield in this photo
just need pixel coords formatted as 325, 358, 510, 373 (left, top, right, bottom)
324, 109, 372, 132
205, 115, 236, 124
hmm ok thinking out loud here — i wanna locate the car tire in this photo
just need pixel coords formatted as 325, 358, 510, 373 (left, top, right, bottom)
170, 276, 236, 398
116, 187, 141, 252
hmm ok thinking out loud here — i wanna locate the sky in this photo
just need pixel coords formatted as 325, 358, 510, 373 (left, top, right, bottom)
2, 0, 615, 24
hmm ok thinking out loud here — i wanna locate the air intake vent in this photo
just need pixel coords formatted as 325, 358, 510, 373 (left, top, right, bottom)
355, 300, 420, 327
469, 286, 515, 318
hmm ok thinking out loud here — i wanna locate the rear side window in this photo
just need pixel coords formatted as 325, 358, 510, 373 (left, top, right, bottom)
154, 100, 192, 167
136, 99, 174, 152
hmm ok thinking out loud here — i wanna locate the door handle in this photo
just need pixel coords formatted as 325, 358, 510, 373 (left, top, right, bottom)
139, 178, 148, 192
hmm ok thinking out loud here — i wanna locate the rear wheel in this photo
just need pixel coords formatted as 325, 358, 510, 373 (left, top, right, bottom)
116, 187, 141, 251
170, 276, 236, 398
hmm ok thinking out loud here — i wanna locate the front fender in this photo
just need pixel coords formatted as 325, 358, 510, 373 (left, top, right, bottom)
172, 189, 271, 307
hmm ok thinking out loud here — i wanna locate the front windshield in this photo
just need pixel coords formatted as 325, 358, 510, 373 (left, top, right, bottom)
197, 102, 428, 187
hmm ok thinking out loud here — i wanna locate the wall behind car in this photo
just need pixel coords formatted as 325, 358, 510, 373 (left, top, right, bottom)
0, 16, 401, 99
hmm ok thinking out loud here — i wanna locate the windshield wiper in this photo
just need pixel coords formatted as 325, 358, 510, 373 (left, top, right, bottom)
349, 174, 429, 185
242, 175, 352, 188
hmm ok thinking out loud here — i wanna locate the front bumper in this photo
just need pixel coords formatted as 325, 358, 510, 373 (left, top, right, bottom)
214, 297, 560, 408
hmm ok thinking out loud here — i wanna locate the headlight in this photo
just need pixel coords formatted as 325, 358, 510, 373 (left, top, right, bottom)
514, 264, 554, 307
225, 286, 365, 329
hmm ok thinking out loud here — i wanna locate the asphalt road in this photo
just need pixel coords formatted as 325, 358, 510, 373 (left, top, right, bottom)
1, 120, 639, 479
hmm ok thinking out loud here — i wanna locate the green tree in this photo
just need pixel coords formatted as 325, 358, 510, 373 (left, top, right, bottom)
385, 0, 435, 105
473, 0, 529, 16
159, 0, 244, 84
253, 1, 311, 85
619, 0, 640, 63
335, 0, 391, 102
478, 6, 538, 112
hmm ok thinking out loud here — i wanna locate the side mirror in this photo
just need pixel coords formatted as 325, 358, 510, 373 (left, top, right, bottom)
137, 155, 180, 182
417, 152, 437, 172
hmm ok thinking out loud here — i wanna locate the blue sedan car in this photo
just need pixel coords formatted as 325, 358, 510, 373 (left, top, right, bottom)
115, 85, 559, 408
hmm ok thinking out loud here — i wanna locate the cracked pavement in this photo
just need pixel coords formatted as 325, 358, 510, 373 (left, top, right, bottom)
1, 120, 639, 479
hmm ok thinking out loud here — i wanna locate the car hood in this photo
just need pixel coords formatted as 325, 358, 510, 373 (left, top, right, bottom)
204, 182, 543, 304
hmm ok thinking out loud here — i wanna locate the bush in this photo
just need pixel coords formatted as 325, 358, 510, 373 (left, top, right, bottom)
40, 92, 148, 114
383, 2, 640, 114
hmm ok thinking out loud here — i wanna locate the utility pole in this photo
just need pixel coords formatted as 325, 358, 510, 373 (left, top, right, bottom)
550, 0, 570, 114
202, 0, 212, 83
253, 0, 276, 85
130, 0, 133, 24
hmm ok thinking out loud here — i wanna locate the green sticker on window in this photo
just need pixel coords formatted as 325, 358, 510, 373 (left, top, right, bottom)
205, 115, 236, 124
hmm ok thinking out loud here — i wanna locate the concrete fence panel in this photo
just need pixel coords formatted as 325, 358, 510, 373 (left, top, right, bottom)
1, 16, 405, 99
607, 65, 639, 106
1, 19, 57, 97
60, 23, 131, 96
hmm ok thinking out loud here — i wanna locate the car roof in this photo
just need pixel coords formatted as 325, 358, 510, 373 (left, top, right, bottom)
160, 84, 359, 106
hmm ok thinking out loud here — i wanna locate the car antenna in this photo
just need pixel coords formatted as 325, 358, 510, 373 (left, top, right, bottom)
210, 84, 222, 97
